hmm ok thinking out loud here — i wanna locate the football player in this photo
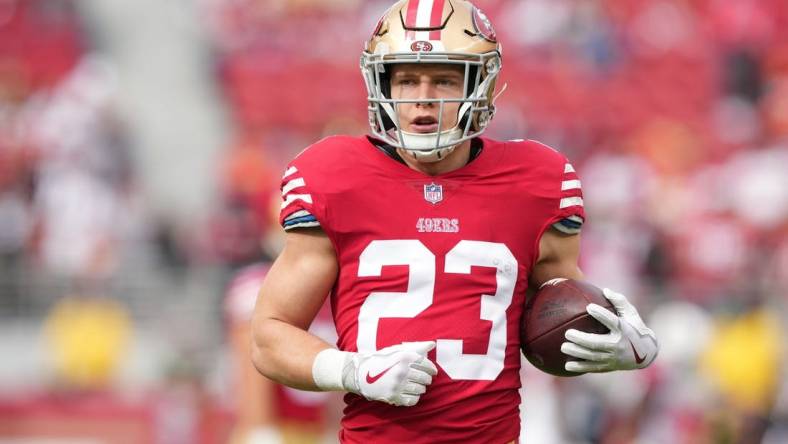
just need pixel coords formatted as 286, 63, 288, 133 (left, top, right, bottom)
225, 263, 337, 443
251, 1, 659, 442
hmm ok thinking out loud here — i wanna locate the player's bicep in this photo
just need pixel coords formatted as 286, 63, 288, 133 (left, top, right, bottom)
255, 228, 337, 330
530, 227, 583, 287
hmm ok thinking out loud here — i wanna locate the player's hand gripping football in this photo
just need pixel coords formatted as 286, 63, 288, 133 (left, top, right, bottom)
561, 288, 658, 373
342, 341, 438, 407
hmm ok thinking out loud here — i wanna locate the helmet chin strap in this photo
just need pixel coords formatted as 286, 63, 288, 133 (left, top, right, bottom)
397, 127, 463, 163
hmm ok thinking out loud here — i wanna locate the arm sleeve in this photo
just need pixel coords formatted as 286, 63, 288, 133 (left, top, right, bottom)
550, 161, 585, 235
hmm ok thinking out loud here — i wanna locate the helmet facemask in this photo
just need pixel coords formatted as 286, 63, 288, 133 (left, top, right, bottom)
361, 52, 502, 162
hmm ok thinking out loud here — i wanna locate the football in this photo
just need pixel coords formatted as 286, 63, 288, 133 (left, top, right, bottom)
521, 278, 616, 377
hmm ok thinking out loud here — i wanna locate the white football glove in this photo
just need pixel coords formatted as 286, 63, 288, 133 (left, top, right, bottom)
313, 341, 438, 407
561, 288, 658, 373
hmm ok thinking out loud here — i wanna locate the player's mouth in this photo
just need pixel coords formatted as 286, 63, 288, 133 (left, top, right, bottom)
410, 116, 439, 133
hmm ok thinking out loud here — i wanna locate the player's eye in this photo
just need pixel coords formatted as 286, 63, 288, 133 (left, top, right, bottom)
394, 77, 418, 86
435, 77, 461, 88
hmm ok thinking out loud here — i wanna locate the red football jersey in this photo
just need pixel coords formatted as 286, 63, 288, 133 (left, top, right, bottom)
279, 136, 584, 444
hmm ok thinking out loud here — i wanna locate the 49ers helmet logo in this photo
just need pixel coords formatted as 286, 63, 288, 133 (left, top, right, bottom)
411, 40, 434, 52
472, 7, 497, 42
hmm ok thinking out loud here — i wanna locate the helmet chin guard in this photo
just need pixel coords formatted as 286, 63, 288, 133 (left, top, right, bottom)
361, 0, 503, 159
395, 127, 464, 162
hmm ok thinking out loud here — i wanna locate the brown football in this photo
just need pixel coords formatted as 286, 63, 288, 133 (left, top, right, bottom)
521, 279, 616, 377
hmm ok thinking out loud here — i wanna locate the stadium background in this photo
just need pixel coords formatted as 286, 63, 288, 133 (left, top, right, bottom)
0, 0, 787, 442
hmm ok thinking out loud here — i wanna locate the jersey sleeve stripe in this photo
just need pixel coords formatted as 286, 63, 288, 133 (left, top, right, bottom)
284, 209, 311, 221
559, 196, 583, 209
283, 220, 321, 231
553, 220, 581, 234
282, 177, 306, 195
282, 208, 322, 231
283, 214, 318, 227
279, 163, 321, 231
564, 163, 576, 174
561, 179, 581, 191
559, 217, 583, 229
282, 166, 298, 179
281, 193, 313, 209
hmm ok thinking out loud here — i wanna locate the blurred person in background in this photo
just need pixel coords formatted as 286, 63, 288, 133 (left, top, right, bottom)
620, 300, 715, 444
25, 55, 134, 283
208, 131, 280, 268
30, 55, 141, 396
698, 285, 784, 444
224, 263, 338, 444
251, 1, 658, 443
43, 292, 132, 391
0, 58, 35, 271
220, 183, 338, 444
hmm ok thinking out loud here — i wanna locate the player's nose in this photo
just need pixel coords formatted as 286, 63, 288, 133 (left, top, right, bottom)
415, 78, 436, 107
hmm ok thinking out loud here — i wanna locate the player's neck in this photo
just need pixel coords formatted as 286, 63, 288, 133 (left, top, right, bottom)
397, 140, 472, 176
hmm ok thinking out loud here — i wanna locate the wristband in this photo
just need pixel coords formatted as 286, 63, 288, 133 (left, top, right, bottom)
312, 348, 352, 391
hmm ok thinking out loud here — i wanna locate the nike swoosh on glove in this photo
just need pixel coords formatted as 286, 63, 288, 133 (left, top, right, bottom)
561, 288, 658, 373
343, 341, 438, 407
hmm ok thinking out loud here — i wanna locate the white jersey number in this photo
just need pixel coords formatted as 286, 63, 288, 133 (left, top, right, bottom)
357, 240, 517, 381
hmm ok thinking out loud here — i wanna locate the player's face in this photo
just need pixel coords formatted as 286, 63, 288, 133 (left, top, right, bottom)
389, 64, 465, 134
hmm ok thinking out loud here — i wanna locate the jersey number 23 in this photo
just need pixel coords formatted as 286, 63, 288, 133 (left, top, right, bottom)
357, 240, 517, 381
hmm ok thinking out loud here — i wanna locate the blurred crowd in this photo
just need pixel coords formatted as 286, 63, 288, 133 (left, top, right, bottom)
0, 0, 787, 443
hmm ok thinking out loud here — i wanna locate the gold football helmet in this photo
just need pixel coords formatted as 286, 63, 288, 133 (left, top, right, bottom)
361, 0, 503, 161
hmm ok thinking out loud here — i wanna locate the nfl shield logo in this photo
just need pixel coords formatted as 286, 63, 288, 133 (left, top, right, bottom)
423, 183, 443, 204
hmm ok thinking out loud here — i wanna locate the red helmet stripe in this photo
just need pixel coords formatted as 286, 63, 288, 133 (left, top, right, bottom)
405, 0, 420, 39
428, 0, 445, 40
405, 0, 420, 27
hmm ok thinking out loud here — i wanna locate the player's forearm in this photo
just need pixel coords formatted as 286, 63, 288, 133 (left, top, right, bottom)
231, 322, 277, 428
251, 316, 334, 391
